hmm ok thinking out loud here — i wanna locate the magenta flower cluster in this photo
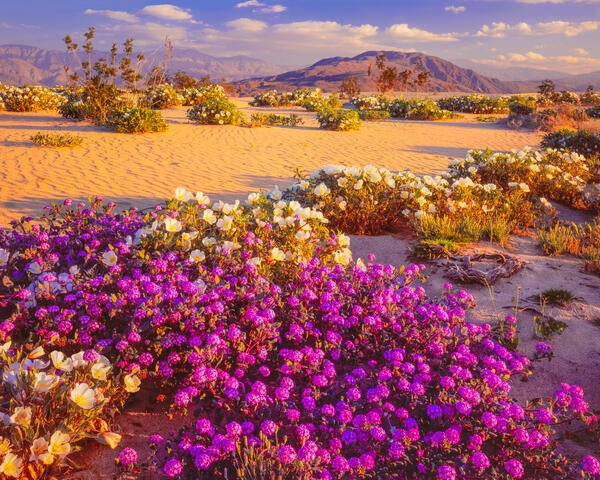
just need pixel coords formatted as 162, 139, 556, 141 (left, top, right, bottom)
0, 199, 598, 479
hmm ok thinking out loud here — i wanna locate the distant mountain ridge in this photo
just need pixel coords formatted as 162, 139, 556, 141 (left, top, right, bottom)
1, 45, 598, 94
235, 50, 519, 94
0, 44, 284, 86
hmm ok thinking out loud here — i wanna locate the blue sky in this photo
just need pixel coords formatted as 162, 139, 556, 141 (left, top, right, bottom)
1, 0, 600, 73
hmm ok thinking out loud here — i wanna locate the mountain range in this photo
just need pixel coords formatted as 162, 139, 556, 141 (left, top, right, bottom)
0, 45, 284, 86
1, 44, 599, 94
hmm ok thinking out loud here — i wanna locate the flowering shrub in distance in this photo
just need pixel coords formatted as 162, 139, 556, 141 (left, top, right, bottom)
187, 97, 243, 125
0, 342, 132, 478
437, 94, 510, 114
181, 84, 227, 106
316, 108, 361, 131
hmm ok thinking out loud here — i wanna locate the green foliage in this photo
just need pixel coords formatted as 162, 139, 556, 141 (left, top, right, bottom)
316, 107, 361, 131
180, 84, 227, 106
509, 100, 536, 116
541, 129, 600, 159
187, 97, 243, 125
406, 100, 457, 121
248, 113, 304, 127
30, 132, 83, 147
0, 86, 64, 112
534, 314, 568, 339
349, 95, 390, 111
540, 288, 575, 307
139, 84, 183, 109
476, 116, 498, 123
437, 95, 510, 114
389, 98, 415, 118
105, 107, 168, 133
358, 109, 391, 121
538, 79, 561, 105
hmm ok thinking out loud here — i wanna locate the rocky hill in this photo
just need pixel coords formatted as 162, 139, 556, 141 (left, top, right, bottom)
234, 50, 519, 94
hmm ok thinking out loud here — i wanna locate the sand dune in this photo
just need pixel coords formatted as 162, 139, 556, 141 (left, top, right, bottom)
0, 99, 541, 224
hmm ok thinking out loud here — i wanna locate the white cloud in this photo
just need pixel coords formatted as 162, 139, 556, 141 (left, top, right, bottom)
445, 5, 466, 13
261, 5, 287, 12
139, 4, 193, 21
476, 20, 598, 37
236, 1, 287, 13
574, 47, 589, 55
476, 51, 600, 74
226, 18, 268, 32
237, 0, 263, 6
84, 9, 139, 23
385, 23, 459, 42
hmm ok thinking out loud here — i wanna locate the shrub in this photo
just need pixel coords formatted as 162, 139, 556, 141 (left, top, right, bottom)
389, 98, 415, 118
30, 132, 83, 147
560, 90, 580, 105
301, 93, 341, 112
586, 106, 600, 119
437, 94, 510, 114
181, 84, 227, 106
249, 90, 295, 108
358, 109, 391, 121
406, 100, 457, 121
0, 85, 65, 112
140, 84, 183, 109
105, 107, 168, 133
509, 100, 536, 116
316, 107, 361, 131
58, 86, 134, 124
187, 97, 243, 125
349, 95, 390, 111
248, 113, 304, 127
541, 129, 600, 159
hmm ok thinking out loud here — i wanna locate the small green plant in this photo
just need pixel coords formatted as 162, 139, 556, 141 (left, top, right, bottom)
358, 109, 391, 121
509, 100, 536, 116
248, 113, 304, 127
538, 223, 581, 256
476, 116, 498, 123
316, 107, 361, 131
105, 107, 168, 133
187, 97, 243, 125
30, 132, 83, 147
534, 314, 567, 339
406, 100, 457, 121
539, 288, 575, 307
411, 239, 459, 259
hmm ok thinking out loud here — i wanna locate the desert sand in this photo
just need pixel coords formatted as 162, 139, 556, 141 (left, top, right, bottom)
0, 99, 541, 225
2, 101, 599, 478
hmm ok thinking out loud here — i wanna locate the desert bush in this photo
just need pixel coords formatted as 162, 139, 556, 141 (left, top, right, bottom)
388, 98, 415, 118
585, 106, 600, 119
349, 95, 390, 111
105, 107, 168, 133
338, 75, 360, 98
437, 94, 510, 114
476, 116, 498, 123
249, 90, 295, 108
0, 85, 65, 112
180, 84, 227, 106
0, 343, 132, 478
139, 84, 183, 109
509, 100, 536, 116
187, 97, 243, 125
31, 131, 83, 147
538, 219, 600, 275
406, 100, 457, 121
301, 93, 342, 112
358, 109, 391, 121
581, 86, 600, 106
560, 90, 581, 105
541, 129, 600, 160
61, 28, 143, 124
248, 113, 304, 127
316, 107, 361, 131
